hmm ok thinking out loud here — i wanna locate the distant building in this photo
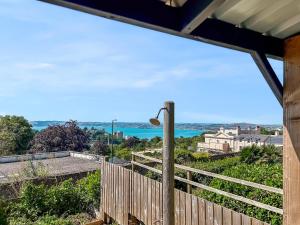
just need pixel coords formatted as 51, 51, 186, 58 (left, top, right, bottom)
114, 131, 124, 139
197, 126, 283, 152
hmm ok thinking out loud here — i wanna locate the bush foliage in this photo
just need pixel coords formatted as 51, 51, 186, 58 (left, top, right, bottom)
0, 198, 8, 225
90, 141, 109, 156
5, 171, 100, 224
240, 145, 282, 164
115, 148, 132, 160
195, 163, 282, 225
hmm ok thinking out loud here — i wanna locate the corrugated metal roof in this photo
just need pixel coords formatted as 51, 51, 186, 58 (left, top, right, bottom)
162, 0, 300, 39
213, 0, 300, 39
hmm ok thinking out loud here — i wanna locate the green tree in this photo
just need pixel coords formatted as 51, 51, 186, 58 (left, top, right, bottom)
90, 141, 109, 155
0, 115, 34, 155
175, 134, 205, 151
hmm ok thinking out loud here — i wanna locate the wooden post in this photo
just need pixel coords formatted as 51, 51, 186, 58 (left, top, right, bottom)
284, 35, 300, 225
100, 158, 105, 220
163, 101, 175, 225
187, 171, 192, 194
131, 154, 135, 172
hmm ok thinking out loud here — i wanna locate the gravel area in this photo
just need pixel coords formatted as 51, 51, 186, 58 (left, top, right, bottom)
0, 156, 101, 183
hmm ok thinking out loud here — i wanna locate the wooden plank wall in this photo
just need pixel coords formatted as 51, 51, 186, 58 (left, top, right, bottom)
101, 161, 270, 225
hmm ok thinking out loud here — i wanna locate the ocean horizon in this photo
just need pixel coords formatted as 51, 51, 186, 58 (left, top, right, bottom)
32, 124, 203, 139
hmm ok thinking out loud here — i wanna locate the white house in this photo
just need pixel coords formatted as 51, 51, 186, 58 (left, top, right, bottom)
197, 126, 283, 152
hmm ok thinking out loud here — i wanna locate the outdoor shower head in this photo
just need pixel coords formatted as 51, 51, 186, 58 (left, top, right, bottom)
149, 107, 167, 126
149, 117, 160, 126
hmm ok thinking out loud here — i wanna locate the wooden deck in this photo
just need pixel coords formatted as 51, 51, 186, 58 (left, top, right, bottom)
101, 161, 269, 225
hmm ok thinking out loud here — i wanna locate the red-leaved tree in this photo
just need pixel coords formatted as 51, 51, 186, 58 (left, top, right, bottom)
30, 121, 89, 153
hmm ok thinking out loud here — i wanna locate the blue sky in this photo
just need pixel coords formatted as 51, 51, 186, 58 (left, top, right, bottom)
0, 0, 283, 124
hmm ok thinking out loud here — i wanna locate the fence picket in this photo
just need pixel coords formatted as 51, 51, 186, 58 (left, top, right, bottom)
101, 161, 270, 225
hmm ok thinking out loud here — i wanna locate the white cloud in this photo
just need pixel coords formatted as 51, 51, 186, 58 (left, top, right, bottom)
16, 63, 54, 70
181, 111, 251, 123
180, 111, 281, 124
131, 76, 164, 88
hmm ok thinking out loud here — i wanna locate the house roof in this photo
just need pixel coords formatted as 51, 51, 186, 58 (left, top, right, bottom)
205, 132, 234, 139
234, 134, 269, 142
269, 135, 283, 145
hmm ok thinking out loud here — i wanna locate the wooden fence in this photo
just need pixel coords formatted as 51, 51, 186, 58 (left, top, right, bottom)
101, 161, 269, 225
131, 152, 283, 215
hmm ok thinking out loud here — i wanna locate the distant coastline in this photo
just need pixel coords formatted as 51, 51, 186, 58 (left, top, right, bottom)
31, 121, 203, 139
30, 121, 282, 139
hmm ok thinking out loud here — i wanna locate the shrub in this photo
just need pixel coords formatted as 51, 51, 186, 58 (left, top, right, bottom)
186, 156, 240, 174
240, 145, 282, 164
90, 141, 109, 156
8, 215, 73, 225
35, 215, 73, 225
146, 136, 162, 148
144, 151, 162, 159
19, 182, 49, 218
77, 170, 101, 208
120, 137, 141, 149
115, 148, 131, 160
174, 149, 194, 164
0, 199, 8, 225
191, 152, 209, 161
65, 213, 92, 225
175, 135, 205, 151
185, 157, 240, 186
195, 163, 282, 225
46, 179, 86, 216
8, 171, 101, 222
146, 157, 241, 189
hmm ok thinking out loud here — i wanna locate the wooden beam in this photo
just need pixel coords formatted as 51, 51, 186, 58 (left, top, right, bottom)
283, 35, 300, 225
39, 0, 180, 31
180, 0, 225, 33
39, 0, 284, 59
251, 51, 283, 107
191, 18, 283, 59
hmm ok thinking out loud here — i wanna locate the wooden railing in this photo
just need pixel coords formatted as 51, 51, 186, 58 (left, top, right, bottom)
132, 152, 283, 215
101, 160, 270, 225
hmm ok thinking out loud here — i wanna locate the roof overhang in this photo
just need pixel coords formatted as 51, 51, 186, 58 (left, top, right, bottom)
38, 0, 297, 106
39, 0, 285, 60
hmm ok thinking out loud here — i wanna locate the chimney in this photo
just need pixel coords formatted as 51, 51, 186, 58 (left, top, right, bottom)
275, 130, 280, 136
255, 126, 261, 134
236, 126, 241, 135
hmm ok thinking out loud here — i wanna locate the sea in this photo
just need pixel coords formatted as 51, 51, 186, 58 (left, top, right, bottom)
32, 124, 203, 139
